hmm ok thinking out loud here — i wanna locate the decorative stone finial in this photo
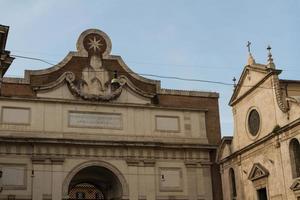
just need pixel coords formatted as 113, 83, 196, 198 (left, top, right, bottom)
267, 45, 275, 68
232, 76, 237, 87
246, 41, 255, 65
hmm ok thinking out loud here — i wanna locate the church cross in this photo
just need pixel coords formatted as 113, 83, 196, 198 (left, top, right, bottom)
247, 41, 251, 53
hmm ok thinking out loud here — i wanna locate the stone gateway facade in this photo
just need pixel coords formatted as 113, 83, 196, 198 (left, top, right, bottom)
0, 26, 222, 200
218, 50, 300, 200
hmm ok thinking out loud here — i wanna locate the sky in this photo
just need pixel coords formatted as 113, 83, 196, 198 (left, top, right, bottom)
1, 0, 300, 136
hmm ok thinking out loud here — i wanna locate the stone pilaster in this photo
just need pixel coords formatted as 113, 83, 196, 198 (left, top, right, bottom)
31, 158, 45, 200
51, 158, 64, 200
185, 161, 198, 200
144, 160, 156, 200
199, 162, 213, 200
126, 159, 139, 200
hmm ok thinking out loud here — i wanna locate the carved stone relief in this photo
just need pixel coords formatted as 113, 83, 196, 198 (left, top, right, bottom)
65, 30, 126, 101
248, 163, 269, 181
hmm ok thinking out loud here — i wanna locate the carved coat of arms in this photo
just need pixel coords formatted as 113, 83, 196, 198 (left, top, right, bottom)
65, 30, 125, 101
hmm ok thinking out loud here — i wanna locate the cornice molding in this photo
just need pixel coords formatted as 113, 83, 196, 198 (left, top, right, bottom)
0, 96, 209, 112
219, 117, 300, 164
0, 135, 218, 149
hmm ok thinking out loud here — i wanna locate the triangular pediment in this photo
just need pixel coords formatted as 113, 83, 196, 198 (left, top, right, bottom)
229, 64, 280, 106
248, 163, 269, 181
216, 136, 233, 162
290, 179, 300, 191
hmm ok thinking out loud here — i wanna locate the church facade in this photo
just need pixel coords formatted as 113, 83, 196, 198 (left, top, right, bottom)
0, 26, 222, 200
218, 49, 300, 200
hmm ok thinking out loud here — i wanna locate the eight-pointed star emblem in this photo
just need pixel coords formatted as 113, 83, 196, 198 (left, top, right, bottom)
88, 37, 103, 52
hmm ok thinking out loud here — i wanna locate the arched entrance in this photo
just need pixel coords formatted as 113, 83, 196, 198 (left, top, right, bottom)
63, 161, 128, 200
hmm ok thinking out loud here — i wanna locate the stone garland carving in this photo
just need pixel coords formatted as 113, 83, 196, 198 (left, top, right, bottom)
272, 73, 289, 113
65, 71, 125, 101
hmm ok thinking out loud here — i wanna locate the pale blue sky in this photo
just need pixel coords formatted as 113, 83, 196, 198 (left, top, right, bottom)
1, 0, 300, 136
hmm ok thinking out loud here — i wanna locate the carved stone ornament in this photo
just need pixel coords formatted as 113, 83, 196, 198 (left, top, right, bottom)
248, 163, 269, 181
29, 28, 159, 101
290, 179, 300, 191
272, 73, 289, 113
66, 30, 125, 101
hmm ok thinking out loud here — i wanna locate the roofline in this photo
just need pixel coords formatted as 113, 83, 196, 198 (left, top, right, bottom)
159, 88, 219, 98
221, 136, 233, 141
280, 79, 300, 84
215, 136, 233, 162
229, 68, 281, 106
0, 96, 210, 112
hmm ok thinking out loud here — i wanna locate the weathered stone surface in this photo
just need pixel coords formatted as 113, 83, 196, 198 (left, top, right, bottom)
0, 27, 222, 200
219, 53, 300, 200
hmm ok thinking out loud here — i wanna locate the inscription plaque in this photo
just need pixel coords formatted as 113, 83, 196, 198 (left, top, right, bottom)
0, 164, 26, 189
69, 112, 122, 129
159, 168, 183, 191
155, 115, 180, 132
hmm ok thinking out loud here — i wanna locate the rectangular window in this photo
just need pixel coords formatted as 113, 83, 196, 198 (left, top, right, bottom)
257, 188, 268, 200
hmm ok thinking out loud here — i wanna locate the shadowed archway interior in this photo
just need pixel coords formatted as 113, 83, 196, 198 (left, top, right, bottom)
68, 166, 123, 200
